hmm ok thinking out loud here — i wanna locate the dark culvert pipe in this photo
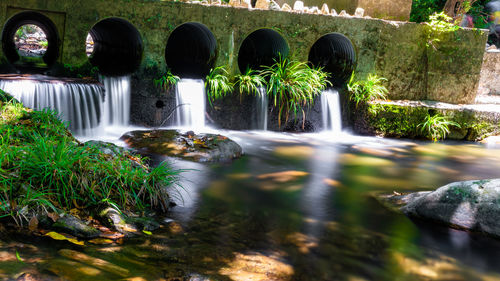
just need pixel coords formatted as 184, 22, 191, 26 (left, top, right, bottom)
88, 17, 143, 76
165, 22, 217, 79
238, 28, 289, 73
1, 11, 60, 71
308, 33, 356, 88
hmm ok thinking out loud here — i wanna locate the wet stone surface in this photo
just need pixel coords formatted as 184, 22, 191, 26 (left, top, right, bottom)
120, 129, 243, 162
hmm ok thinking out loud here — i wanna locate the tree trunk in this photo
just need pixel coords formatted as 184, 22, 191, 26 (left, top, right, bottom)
443, 0, 461, 18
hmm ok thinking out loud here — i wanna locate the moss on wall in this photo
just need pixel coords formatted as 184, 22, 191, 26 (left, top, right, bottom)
352, 101, 500, 141
0, 0, 489, 108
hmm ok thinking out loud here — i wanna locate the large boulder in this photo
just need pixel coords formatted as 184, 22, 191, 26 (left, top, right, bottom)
384, 179, 500, 237
120, 130, 243, 162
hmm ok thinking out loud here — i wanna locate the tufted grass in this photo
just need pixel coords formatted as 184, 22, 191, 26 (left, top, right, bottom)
0, 98, 180, 225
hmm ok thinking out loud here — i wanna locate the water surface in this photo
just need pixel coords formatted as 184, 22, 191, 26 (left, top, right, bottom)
3, 131, 500, 281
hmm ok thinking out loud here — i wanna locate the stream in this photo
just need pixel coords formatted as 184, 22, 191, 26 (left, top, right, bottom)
2, 131, 500, 280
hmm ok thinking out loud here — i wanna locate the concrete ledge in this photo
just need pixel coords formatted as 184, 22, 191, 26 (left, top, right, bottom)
352, 100, 500, 141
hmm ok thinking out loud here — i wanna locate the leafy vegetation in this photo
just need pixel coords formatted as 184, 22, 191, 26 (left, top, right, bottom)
347, 74, 388, 107
0, 98, 179, 226
233, 68, 266, 98
154, 68, 179, 92
205, 66, 234, 106
261, 58, 330, 127
424, 12, 461, 50
418, 113, 461, 141
410, 0, 488, 27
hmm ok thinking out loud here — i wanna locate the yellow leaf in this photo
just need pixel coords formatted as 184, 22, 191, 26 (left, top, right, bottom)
45, 232, 84, 246
142, 230, 152, 235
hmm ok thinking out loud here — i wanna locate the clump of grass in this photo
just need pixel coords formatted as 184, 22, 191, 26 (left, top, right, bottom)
418, 113, 461, 142
347, 73, 388, 107
261, 58, 330, 128
0, 98, 180, 226
233, 68, 266, 98
205, 66, 234, 106
154, 68, 180, 92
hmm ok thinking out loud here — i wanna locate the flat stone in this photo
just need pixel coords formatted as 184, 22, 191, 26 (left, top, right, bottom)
120, 130, 243, 162
240, 0, 251, 8
293, 0, 304, 11
228, 0, 240, 7
269, 0, 280, 10
339, 10, 349, 17
321, 3, 329, 15
254, 0, 269, 9
310, 6, 320, 14
355, 7, 364, 17
281, 3, 292, 11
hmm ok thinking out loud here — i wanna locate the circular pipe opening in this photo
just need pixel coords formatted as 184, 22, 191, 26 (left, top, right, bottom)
87, 17, 143, 76
238, 28, 289, 73
1, 11, 59, 71
308, 33, 356, 88
165, 22, 217, 79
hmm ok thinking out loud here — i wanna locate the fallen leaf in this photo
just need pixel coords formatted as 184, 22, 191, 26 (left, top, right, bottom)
28, 216, 38, 232
142, 230, 152, 235
88, 238, 115, 245
45, 232, 84, 246
47, 212, 59, 222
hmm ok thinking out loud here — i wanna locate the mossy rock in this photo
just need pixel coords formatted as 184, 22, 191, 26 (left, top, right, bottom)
120, 129, 243, 162
383, 179, 500, 238
52, 214, 101, 239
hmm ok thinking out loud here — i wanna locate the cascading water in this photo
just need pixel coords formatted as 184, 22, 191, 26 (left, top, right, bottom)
255, 87, 268, 130
100, 75, 131, 127
0, 75, 104, 136
175, 79, 206, 129
321, 88, 342, 133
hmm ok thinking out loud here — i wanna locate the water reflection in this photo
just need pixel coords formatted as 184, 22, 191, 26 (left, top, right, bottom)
2, 132, 500, 280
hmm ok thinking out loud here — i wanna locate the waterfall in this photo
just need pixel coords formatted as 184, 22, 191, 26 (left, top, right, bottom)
321, 89, 342, 133
255, 87, 268, 130
0, 75, 104, 136
100, 75, 131, 127
175, 79, 206, 129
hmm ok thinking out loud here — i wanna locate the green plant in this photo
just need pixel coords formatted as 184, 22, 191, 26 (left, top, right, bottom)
424, 12, 461, 50
0, 102, 181, 225
233, 68, 266, 98
418, 113, 461, 141
205, 66, 234, 106
261, 58, 330, 128
348, 73, 388, 107
154, 68, 179, 92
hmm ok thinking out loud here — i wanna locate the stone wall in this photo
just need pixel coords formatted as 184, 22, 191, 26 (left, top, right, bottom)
477, 51, 500, 96
0, 0, 489, 128
274, 0, 412, 21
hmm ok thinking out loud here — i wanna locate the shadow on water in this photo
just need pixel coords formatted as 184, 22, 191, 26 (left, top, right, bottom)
3, 133, 500, 280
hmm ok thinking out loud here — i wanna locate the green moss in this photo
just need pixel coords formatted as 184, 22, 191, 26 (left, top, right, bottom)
364, 103, 428, 138
357, 102, 500, 141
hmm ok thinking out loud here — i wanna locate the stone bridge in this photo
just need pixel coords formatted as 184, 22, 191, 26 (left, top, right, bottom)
0, 0, 489, 126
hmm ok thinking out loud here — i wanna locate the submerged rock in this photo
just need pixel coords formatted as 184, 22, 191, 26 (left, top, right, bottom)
97, 207, 160, 237
383, 179, 500, 238
120, 129, 243, 162
52, 214, 100, 239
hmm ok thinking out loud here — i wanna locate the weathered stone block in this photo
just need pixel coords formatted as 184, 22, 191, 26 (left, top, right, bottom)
477, 51, 500, 95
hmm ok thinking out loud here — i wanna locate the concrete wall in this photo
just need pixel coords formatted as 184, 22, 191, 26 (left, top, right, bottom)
274, 0, 412, 21
477, 51, 500, 96
0, 0, 489, 128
